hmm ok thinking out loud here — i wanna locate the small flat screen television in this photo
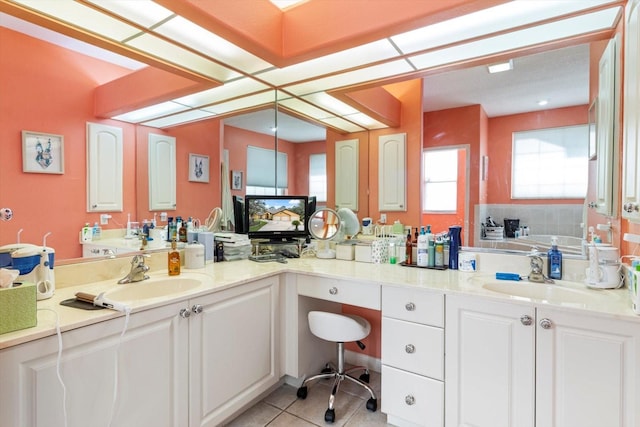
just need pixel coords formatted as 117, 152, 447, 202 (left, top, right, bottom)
245, 195, 309, 242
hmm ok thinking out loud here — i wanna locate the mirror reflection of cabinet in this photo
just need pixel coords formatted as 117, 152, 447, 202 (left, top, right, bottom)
595, 36, 620, 217
335, 139, 359, 211
623, 0, 640, 221
379, 133, 406, 212
87, 122, 123, 212
148, 134, 176, 211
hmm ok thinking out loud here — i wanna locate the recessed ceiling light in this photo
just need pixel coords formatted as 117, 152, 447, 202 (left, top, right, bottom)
487, 60, 513, 73
537, 99, 549, 106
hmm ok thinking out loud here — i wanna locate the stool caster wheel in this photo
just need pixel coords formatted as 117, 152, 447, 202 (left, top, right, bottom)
359, 371, 370, 383
296, 386, 307, 399
366, 397, 377, 412
324, 408, 335, 423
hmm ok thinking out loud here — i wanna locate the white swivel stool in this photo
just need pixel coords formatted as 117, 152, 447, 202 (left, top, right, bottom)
296, 311, 378, 423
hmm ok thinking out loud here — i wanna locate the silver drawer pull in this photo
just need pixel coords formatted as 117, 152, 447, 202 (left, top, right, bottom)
191, 304, 203, 314
520, 315, 532, 326
539, 318, 553, 329
179, 308, 191, 319
329, 287, 338, 295
405, 395, 415, 406
405, 344, 415, 354
405, 302, 415, 311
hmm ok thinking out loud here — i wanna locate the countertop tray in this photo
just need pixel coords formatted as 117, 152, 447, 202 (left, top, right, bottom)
399, 261, 448, 271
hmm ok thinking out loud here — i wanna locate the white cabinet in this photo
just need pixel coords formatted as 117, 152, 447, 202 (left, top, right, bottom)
0, 301, 189, 427
0, 277, 280, 427
595, 36, 620, 217
378, 133, 406, 212
149, 133, 177, 211
622, 0, 640, 220
335, 139, 359, 211
381, 286, 444, 427
446, 295, 640, 427
87, 122, 123, 212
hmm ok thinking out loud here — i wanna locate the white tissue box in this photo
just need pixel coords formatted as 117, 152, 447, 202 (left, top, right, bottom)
336, 244, 355, 260
355, 244, 372, 263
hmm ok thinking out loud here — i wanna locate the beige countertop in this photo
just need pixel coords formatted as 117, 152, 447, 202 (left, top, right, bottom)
1, 253, 636, 350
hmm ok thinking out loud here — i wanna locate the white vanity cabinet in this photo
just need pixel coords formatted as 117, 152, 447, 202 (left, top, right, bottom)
446, 294, 640, 427
0, 301, 189, 427
87, 122, 123, 212
335, 139, 359, 211
0, 276, 281, 427
381, 285, 445, 427
378, 133, 407, 212
622, 0, 640, 220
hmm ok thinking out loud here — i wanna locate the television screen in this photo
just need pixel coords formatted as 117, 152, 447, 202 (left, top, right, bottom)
245, 195, 308, 241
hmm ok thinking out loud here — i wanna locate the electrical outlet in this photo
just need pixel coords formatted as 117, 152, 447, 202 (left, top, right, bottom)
160, 212, 168, 222
380, 214, 387, 224
100, 214, 111, 225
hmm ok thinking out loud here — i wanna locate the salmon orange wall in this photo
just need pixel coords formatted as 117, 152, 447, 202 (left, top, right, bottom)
0, 28, 136, 259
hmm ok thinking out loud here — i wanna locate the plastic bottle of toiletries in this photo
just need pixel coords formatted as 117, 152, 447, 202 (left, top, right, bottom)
389, 242, 397, 264
435, 237, 444, 267
168, 239, 181, 276
92, 222, 101, 240
405, 228, 413, 265
417, 227, 428, 267
632, 264, 640, 314
547, 236, 563, 280
82, 223, 92, 242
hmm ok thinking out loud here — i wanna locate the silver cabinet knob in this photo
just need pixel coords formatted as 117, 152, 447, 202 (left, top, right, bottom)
191, 304, 203, 314
539, 318, 553, 329
624, 203, 639, 213
179, 308, 191, 319
520, 315, 533, 326
405, 395, 415, 406
405, 344, 415, 354
405, 302, 415, 311
329, 287, 338, 295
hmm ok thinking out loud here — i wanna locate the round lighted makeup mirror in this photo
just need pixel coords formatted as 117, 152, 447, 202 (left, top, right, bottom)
308, 208, 341, 259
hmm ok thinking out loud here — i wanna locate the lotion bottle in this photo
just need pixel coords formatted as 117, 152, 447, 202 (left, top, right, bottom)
547, 236, 562, 280
417, 227, 428, 267
168, 239, 181, 276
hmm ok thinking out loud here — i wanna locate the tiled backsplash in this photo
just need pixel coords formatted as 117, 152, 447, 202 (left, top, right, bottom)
476, 203, 585, 241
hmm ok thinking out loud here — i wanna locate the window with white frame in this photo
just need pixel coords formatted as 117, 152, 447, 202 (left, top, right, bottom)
245, 146, 287, 195
512, 125, 588, 199
423, 149, 458, 212
308, 153, 327, 202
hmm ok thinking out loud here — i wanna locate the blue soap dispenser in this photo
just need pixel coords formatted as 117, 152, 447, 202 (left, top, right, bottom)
547, 236, 562, 280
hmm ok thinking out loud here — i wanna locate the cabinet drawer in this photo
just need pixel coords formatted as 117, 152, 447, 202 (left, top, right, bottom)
297, 275, 380, 310
381, 365, 443, 427
382, 286, 444, 327
382, 317, 443, 380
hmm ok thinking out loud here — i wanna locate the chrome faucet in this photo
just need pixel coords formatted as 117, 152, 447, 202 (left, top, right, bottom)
528, 248, 554, 284
118, 254, 150, 284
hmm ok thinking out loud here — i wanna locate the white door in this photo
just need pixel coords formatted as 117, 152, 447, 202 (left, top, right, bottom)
379, 133, 406, 211
189, 277, 280, 427
0, 302, 189, 427
445, 295, 535, 427
535, 308, 640, 427
149, 133, 177, 211
87, 122, 123, 212
335, 139, 359, 211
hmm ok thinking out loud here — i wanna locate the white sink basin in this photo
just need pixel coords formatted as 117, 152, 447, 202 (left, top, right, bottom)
106, 277, 204, 301
481, 280, 600, 304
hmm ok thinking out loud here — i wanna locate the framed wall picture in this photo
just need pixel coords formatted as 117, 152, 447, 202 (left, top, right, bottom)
231, 170, 243, 190
188, 153, 210, 183
22, 131, 64, 174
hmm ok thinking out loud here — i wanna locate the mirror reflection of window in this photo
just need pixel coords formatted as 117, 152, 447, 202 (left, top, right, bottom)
246, 146, 288, 195
511, 125, 589, 199
423, 149, 458, 212
309, 153, 327, 202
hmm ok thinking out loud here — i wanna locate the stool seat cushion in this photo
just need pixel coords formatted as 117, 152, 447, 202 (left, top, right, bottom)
308, 311, 371, 342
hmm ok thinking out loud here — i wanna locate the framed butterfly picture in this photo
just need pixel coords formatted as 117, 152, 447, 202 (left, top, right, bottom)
22, 131, 64, 174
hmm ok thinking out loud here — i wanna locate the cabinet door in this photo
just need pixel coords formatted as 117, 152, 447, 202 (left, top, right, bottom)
335, 139, 359, 211
536, 308, 640, 427
445, 295, 535, 427
595, 36, 619, 217
0, 302, 189, 427
149, 133, 177, 211
87, 122, 123, 212
622, 0, 640, 220
379, 133, 406, 211
189, 276, 280, 427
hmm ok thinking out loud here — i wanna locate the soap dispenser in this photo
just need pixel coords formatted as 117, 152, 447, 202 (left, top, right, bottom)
547, 236, 562, 280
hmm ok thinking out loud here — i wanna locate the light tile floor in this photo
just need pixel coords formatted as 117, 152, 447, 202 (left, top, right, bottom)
224, 370, 389, 426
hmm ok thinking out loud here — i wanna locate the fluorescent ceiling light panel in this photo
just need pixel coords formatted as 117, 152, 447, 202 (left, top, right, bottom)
155, 16, 273, 74
301, 93, 359, 116
343, 113, 388, 129
201, 91, 277, 115
142, 109, 216, 128
84, 0, 174, 29
408, 7, 620, 70
269, 0, 307, 10
320, 117, 366, 133
538, 100, 549, 106
258, 39, 399, 86
112, 101, 189, 123
285, 60, 414, 96
488, 60, 513, 73
173, 79, 270, 108
391, 0, 619, 55
278, 98, 336, 121
125, 33, 241, 81
13, 0, 139, 41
